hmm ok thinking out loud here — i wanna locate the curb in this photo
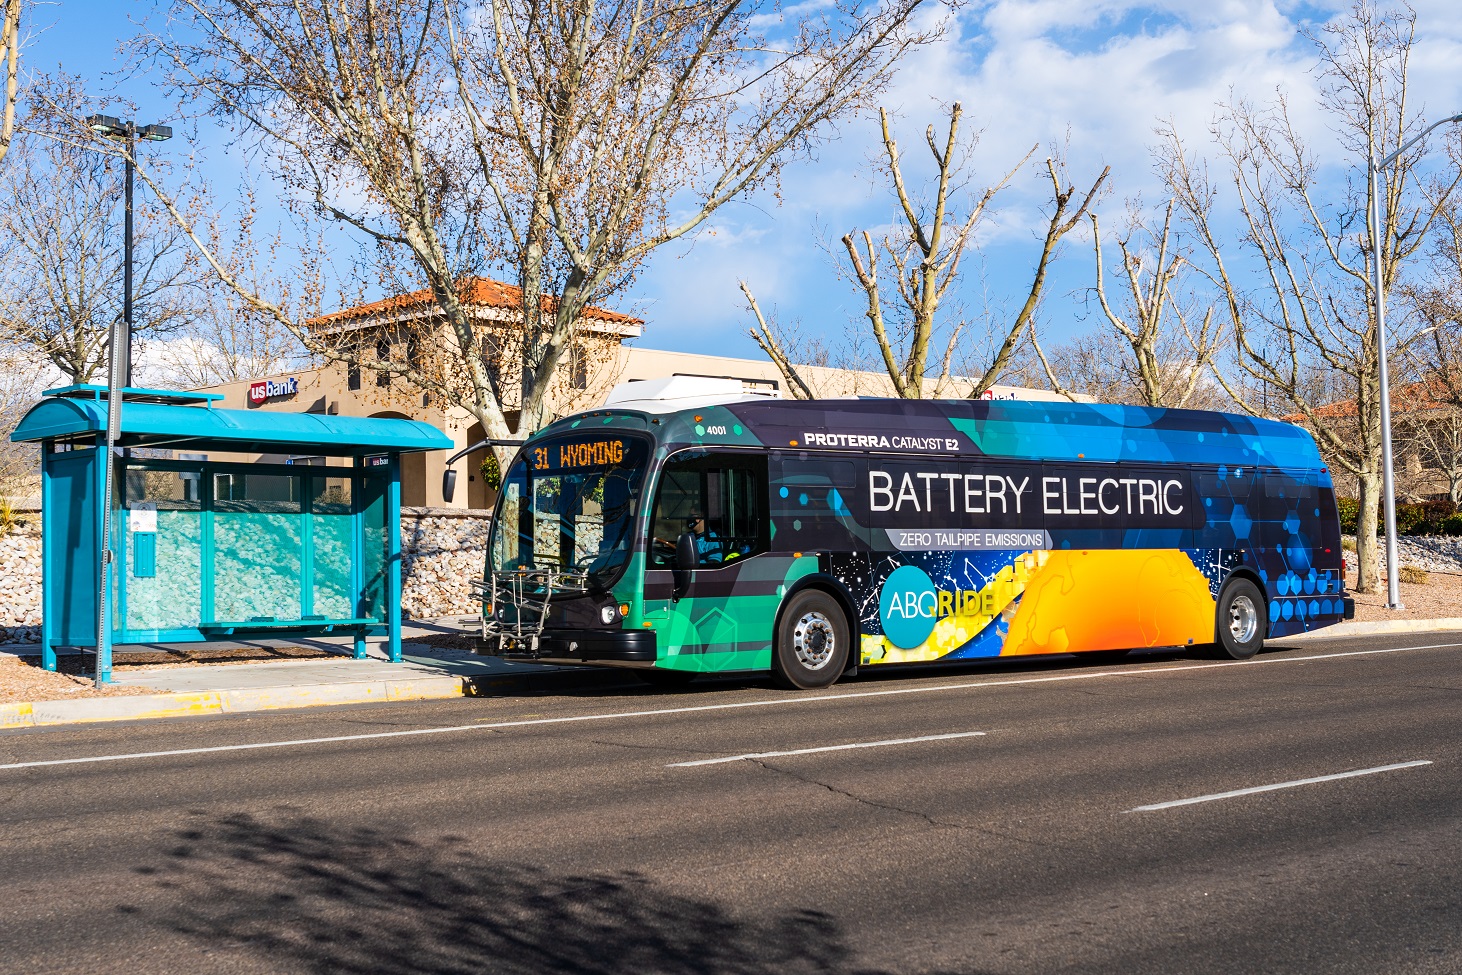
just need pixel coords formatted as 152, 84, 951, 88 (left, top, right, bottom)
1280, 618, 1462, 641
0, 674, 472, 730
0, 666, 642, 731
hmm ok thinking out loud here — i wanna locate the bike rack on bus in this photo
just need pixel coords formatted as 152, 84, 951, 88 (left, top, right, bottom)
473, 567, 588, 655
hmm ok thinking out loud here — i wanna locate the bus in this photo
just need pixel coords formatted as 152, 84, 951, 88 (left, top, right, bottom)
471, 378, 1353, 689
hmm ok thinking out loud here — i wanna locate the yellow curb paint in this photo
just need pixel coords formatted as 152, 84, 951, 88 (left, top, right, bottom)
27, 692, 225, 727
219, 683, 389, 712
385, 678, 469, 702
1, 701, 36, 730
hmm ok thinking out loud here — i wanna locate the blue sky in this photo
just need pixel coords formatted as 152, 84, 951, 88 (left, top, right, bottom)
21, 0, 1462, 367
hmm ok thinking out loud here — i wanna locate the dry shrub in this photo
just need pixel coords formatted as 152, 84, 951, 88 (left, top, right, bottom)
1398, 565, 1429, 585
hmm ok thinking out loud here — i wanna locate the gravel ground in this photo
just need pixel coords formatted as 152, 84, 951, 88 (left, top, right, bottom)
0, 645, 347, 705
1347, 569, 1462, 623
1371, 534, 1462, 573
0, 654, 156, 704
1341, 534, 1462, 624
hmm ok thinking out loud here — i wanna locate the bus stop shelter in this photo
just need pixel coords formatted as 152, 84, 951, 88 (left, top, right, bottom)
11, 385, 452, 681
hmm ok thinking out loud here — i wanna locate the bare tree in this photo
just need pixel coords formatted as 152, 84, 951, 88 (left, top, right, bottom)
142, 0, 935, 465
1400, 195, 1462, 502
147, 197, 313, 388
0, 0, 22, 169
1158, 3, 1462, 593
1033, 201, 1224, 408
751, 103, 1106, 399
0, 85, 204, 383
0, 344, 42, 499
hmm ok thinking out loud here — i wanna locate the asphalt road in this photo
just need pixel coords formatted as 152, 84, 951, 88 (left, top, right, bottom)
2, 633, 1459, 975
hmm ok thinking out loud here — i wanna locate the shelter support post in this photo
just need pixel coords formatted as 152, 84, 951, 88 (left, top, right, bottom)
94, 432, 113, 683
40, 444, 55, 672
388, 454, 403, 664
352, 454, 369, 661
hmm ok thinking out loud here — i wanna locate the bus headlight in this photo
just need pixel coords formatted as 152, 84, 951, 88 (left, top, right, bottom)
601, 605, 618, 624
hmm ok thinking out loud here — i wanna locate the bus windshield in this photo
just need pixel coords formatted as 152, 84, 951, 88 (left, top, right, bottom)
488, 434, 650, 588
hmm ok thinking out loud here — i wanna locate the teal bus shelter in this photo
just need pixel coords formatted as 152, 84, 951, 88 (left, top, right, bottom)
11, 385, 452, 681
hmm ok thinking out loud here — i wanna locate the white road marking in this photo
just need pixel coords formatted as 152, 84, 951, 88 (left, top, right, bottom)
1128, 760, 1434, 812
667, 730, 988, 767
2, 640, 1458, 773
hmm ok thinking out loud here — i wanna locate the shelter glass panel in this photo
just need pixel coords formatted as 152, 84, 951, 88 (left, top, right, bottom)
311, 476, 355, 619
358, 472, 389, 621
213, 473, 304, 621
123, 467, 204, 630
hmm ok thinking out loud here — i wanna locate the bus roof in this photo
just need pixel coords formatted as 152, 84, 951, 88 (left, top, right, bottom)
545, 398, 1325, 471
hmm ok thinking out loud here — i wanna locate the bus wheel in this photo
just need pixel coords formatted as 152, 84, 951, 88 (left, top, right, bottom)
1212, 578, 1265, 660
774, 590, 849, 690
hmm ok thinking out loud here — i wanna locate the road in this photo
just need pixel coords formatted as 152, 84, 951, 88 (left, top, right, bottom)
1, 633, 1459, 975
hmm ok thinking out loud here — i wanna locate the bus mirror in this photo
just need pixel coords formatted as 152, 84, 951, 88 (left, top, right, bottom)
442, 468, 458, 504
673, 531, 698, 599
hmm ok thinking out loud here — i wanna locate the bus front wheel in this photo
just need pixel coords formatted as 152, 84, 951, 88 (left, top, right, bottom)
1209, 578, 1266, 660
773, 590, 850, 690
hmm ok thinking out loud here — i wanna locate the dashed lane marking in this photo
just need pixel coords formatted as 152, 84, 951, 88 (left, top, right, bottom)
1128, 760, 1434, 812
667, 730, 988, 767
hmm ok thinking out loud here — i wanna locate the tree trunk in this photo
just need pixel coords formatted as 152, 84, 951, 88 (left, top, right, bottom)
1354, 469, 1382, 594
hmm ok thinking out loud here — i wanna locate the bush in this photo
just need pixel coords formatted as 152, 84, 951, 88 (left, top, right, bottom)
1337, 497, 1458, 535
1441, 514, 1462, 536
1399, 565, 1429, 585
1397, 499, 1458, 535
1337, 497, 1360, 534
1395, 503, 1427, 535
1341, 536, 1357, 552
479, 453, 502, 492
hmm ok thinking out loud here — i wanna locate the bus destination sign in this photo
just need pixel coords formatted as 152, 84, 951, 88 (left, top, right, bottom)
534, 439, 627, 471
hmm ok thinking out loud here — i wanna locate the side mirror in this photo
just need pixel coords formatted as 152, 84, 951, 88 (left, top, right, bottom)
442, 468, 458, 504
672, 531, 698, 600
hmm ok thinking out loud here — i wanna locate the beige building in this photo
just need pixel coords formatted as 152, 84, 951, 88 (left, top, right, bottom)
198, 277, 1076, 509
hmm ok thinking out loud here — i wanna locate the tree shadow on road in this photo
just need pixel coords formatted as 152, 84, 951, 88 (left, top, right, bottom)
134, 811, 898, 975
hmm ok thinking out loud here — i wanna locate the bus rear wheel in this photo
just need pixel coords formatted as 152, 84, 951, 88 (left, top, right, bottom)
1210, 577, 1266, 660
773, 590, 849, 690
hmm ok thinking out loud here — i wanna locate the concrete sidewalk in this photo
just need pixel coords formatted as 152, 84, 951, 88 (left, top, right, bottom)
0, 619, 636, 731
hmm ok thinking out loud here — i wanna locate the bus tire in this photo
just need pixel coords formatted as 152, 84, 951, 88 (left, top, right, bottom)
1212, 577, 1265, 660
773, 589, 850, 690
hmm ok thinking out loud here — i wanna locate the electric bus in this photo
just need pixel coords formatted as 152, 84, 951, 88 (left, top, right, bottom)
468, 378, 1352, 689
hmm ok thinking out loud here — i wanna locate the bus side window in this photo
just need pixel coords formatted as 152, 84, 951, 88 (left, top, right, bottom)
648, 455, 768, 569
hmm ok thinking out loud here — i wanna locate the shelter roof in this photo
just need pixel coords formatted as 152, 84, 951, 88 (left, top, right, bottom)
11, 386, 451, 457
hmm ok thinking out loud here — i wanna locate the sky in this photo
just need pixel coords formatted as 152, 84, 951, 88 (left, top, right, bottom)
18, 0, 1462, 370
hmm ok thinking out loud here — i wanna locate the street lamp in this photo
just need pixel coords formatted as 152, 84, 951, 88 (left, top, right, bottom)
1369, 111, 1462, 611
85, 115, 173, 387
83, 113, 172, 687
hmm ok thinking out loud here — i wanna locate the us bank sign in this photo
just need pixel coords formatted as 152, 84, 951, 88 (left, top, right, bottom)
248, 376, 299, 405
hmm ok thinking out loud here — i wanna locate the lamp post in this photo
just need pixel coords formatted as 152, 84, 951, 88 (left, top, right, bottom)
83, 114, 172, 686
1368, 112, 1462, 612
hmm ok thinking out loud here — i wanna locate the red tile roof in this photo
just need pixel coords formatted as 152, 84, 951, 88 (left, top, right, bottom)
1283, 374, 1461, 424
309, 276, 644, 328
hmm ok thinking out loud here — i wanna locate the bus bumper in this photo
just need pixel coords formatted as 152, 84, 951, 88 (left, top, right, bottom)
474, 628, 658, 663
1343, 597, 1355, 620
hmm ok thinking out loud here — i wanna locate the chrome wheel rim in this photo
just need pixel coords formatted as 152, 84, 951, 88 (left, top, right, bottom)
1228, 593, 1259, 644
792, 611, 835, 670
